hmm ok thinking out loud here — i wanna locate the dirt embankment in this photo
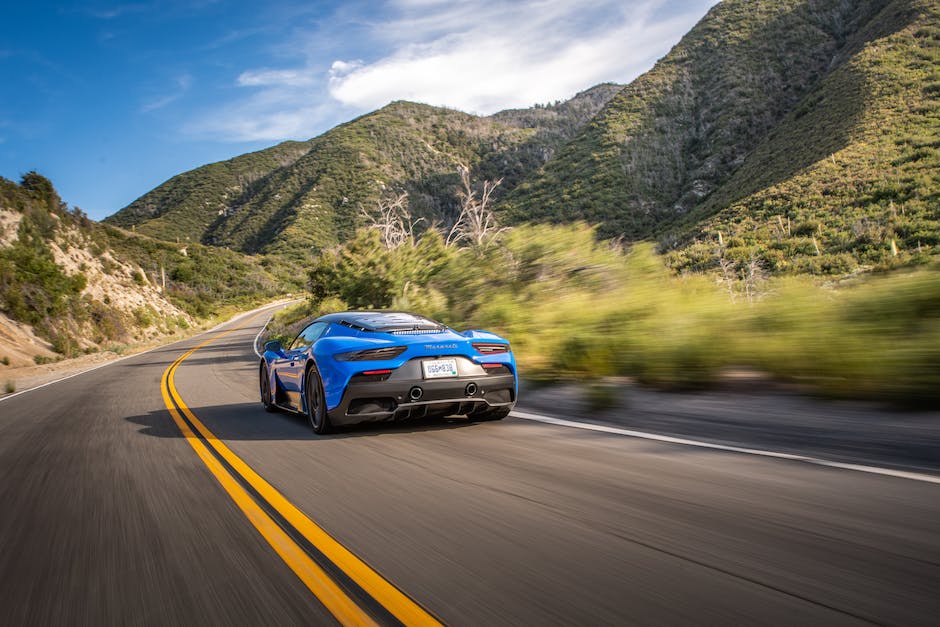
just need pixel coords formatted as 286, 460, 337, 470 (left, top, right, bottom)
1, 299, 297, 395
0, 205, 197, 391
0, 311, 187, 394
0, 314, 57, 369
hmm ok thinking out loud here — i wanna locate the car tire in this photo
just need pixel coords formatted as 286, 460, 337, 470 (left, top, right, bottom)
304, 366, 331, 434
260, 363, 277, 413
473, 406, 511, 421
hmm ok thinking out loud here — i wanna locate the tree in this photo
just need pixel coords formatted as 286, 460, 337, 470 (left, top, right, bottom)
446, 166, 506, 248
20, 172, 61, 212
359, 193, 424, 249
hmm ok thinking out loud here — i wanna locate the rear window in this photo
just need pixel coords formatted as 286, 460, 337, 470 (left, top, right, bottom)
342, 312, 445, 333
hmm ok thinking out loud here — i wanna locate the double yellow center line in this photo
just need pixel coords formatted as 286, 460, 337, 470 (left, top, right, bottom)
160, 313, 442, 627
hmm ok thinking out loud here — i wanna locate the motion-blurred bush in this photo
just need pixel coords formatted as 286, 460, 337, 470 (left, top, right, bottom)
282, 222, 939, 405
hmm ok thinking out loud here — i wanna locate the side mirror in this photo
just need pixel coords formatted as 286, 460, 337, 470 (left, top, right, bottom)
264, 340, 284, 355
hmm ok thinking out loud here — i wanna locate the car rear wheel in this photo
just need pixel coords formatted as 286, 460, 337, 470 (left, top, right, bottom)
473, 406, 511, 421
260, 363, 277, 413
304, 366, 331, 434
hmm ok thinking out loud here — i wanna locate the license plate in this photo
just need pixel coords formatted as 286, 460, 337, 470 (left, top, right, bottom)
422, 359, 458, 379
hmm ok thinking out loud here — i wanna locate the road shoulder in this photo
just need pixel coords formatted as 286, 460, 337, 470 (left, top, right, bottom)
0, 299, 296, 399
515, 379, 940, 474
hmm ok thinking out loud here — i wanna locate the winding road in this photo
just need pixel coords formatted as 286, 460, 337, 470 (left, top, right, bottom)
1, 303, 938, 626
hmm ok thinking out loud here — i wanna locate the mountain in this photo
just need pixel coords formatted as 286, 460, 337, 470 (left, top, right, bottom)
104, 140, 313, 249
105, 85, 621, 256
669, 0, 940, 273
501, 0, 939, 273
0, 173, 279, 363
107, 0, 939, 276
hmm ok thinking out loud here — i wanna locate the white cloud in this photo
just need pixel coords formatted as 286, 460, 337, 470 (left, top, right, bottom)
327, 0, 711, 114
141, 94, 180, 112
194, 0, 717, 141
183, 88, 343, 142
141, 73, 193, 112
84, 4, 152, 20
197, 106, 331, 142
238, 68, 318, 88
329, 60, 363, 75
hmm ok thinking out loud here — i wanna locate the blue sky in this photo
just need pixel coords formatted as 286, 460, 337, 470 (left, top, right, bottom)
1, 0, 717, 220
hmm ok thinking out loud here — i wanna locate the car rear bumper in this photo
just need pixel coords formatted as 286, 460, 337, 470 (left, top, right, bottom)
327, 372, 516, 426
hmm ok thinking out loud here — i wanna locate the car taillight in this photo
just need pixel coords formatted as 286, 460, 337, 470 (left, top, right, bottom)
361, 369, 393, 376
335, 346, 407, 361
472, 342, 510, 354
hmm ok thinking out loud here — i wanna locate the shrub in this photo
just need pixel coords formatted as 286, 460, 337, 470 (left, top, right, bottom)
584, 384, 620, 412
301, 222, 940, 404
51, 332, 79, 357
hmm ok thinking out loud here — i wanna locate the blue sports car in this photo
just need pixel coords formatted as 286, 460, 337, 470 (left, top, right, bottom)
260, 311, 517, 433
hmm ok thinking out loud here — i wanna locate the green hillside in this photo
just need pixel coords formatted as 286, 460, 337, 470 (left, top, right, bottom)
500, 0, 939, 273
105, 140, 312, 246
106, 86, 620, 256
205, 101, 530, 256
668, 0, 940, 274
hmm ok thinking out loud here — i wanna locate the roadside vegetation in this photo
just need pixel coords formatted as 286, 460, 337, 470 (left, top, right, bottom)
270, 189, 940, 406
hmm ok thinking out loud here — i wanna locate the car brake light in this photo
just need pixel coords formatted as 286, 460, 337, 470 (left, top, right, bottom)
472, 342, 510, 354
361, 369, 393, 376
481, 363, 504, 369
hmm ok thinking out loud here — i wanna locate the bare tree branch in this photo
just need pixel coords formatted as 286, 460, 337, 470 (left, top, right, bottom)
360, 193, 424, 249
742, 254, 766, 304
718, 257, 737, 304
446, 165, 507, 248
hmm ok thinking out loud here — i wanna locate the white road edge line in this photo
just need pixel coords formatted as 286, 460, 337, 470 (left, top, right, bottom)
510, 410, 940, 485
253, 314, 277, 358
0, 301, 288, 403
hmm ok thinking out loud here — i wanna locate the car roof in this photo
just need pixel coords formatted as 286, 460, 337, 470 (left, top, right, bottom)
316, 310, 446, 333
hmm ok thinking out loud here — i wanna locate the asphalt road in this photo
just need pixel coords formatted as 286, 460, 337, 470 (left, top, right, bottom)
1, 304, 938, 626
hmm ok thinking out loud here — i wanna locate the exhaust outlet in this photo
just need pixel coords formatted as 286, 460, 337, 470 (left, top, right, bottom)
409, 386, 424, 401
465, 382, 478, 396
